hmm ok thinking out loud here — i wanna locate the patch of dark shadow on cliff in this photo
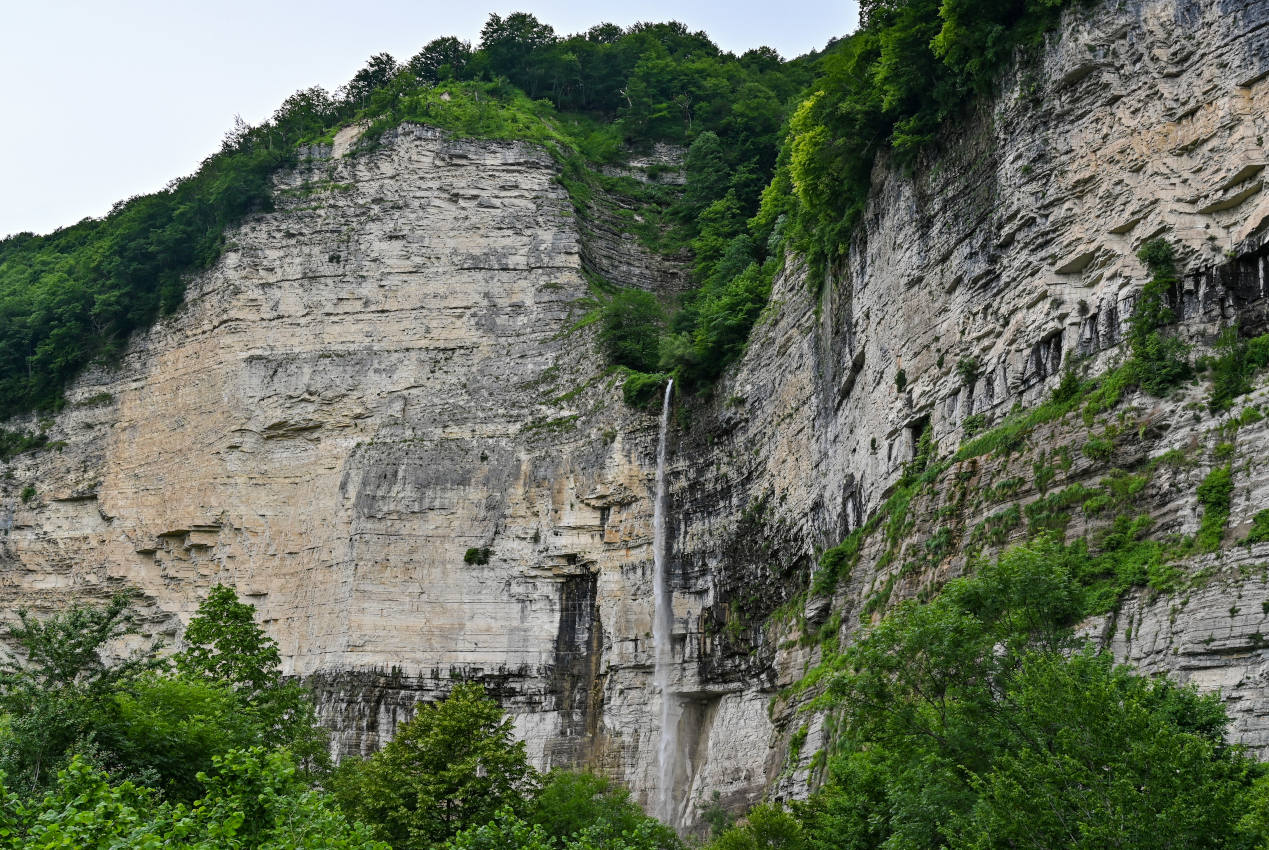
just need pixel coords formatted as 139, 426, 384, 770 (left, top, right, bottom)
545, 570, 604, 768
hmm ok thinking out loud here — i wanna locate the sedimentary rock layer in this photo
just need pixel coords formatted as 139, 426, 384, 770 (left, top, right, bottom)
2, 0, 1268, 831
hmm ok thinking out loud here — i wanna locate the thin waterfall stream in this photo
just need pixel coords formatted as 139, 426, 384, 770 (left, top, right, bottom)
652, 379, 678, 825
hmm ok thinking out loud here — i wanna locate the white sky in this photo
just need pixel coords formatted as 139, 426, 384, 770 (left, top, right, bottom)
0, 0, 858, 239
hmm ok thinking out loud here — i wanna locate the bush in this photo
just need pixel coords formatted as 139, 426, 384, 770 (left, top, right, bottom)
813, 531, 863, 596
1196, 465, 1233, 552
529, 771, 679, 850
0, 750, 386, 849
957, 356, 979, 386
622, 370, 671, 408
1082, 436, 1113, 462
1245, 510, 1269, 546
464, 546, 493, 565
1209, 325, 1252, 412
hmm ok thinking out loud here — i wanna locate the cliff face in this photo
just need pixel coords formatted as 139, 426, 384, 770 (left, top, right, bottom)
0, 126, 674, 780
2, 0, 1269, 832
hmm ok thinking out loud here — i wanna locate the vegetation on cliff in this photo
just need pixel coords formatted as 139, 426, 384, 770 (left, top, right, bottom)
708, 539, 1269, 850
0, 1, 1090, 417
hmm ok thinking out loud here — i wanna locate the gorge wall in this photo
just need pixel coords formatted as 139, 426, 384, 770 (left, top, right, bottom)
2, 0, 1269, 832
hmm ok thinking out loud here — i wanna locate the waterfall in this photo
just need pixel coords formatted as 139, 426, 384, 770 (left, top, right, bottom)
652, 379, 678, 825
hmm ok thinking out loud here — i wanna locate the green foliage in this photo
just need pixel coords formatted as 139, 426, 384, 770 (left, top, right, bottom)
797, 537, 1257, 849
621, 370, 671, 408
409, 36, 473, 83
528, 771, 679, 850
0, 749, 386, 849
0, 136, 288, 417
0, 593, 159, 794
600, 289, 665, 373
0, 586, 332, 807
18, 484, 34, 503
706, 803, 803, 850
98, 673, 268, 802
333, 682, 538, 848
763, 0, 1078, 277
1209, 327, 1269, 413
176, 585, 282, 695
0, 429, 47, 461
1246, 510, 1269, 546
1050, 367, 1082, 404
465, 546, 494, 565
813, 531, 864, 596
1128, 238, 1191, 396
894, 368, 907, 391
1211, 325, 1253, 412
1082, 435, 1113, 462
956, 356, 980, 386
961, 413, 988, 437
1197, 465, 1234, 552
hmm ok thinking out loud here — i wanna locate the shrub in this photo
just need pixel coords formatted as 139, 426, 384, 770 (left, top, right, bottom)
957, 356, 979, 386
1196, 465, 1233, 552
464, 547, 493, 565
1050, 368, 1082, 404
1209, 325, 1252, 412
814, 531, 864, 596
1129, 239, 1190, 396
1082, 436, 1113, 462
961, 413, 987, 437
621, 371, 671, 408
1245, 510, 1269, 546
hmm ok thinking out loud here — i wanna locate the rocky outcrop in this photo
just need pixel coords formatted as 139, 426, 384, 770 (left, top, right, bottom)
2, 0, 1268, 833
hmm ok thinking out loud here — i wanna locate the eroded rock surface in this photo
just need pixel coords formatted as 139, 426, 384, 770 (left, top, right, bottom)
2, 0, 1269, 831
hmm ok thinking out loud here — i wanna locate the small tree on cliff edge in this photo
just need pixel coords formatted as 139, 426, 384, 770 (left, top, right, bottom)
333, 681, 539, 848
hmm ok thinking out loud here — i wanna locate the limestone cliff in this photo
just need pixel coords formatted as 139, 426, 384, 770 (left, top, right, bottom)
2, 0, 1268, 833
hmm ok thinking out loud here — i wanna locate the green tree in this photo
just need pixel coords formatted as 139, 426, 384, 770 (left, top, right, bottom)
682, 131, 731, 214
334, 682, 539, 848
600, 289, 665, 373
409, 37, 473, 83
0, 593, 158, 793
176, 584, 282, 694
344, 53, 402, 108
479, 13, 557, 96
1129, 238, 1190, 395
175, 584, 330, 772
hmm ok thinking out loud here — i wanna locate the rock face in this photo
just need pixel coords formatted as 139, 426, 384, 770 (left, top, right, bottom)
2, 0, 1269, 832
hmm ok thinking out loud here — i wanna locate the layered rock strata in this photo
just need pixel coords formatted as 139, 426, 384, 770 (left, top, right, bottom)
1, 0, 1268, 832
